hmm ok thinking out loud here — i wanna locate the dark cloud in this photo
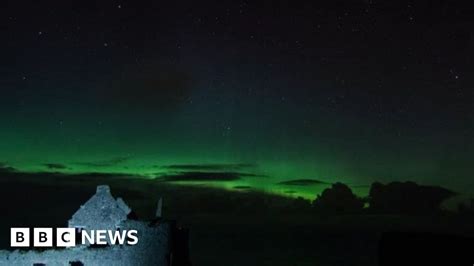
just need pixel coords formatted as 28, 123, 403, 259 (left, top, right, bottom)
0, 162, 16, 173
157, 163, 264, 182
75, 157, 130, 167
161, 163, 257, 171
67, 172, 136, 179
158, 171, 242, 182
278, 179, 328, 186
11, 171, 135, 182
233, 185, 252, 190
43, 163, 68, 170
0, 167, 139, 183
239, 172, 266, 178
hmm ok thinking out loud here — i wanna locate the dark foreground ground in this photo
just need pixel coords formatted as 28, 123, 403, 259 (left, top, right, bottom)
0, 174, 473, 266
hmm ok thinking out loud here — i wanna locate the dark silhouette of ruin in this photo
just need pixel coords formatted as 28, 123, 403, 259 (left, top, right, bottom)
0, 185, 192, 266
312, 182, 364, 213
368, 181, 456, 214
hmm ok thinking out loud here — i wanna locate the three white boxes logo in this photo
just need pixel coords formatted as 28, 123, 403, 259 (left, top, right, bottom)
11, 228, 76, 247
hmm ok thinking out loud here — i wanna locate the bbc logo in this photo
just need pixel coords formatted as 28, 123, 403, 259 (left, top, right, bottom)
11, 228, 76, 247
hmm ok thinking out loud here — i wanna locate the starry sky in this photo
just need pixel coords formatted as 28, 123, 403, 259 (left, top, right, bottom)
0, 1, 473, 198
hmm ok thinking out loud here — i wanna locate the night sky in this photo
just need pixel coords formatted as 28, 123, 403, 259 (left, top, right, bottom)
0, 1, 473, 198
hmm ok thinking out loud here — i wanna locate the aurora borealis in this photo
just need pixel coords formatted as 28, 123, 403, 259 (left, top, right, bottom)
1, 1, 473, 200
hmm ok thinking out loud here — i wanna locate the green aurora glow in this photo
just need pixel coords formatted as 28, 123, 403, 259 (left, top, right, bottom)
0, 106, 471, 200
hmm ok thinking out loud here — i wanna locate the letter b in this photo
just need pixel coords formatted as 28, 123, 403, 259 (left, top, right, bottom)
34, 228, 53, 247
11, 228, 29, 247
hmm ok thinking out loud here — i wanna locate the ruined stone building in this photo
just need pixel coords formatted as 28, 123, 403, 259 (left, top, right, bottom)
0, 185, 189, 266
